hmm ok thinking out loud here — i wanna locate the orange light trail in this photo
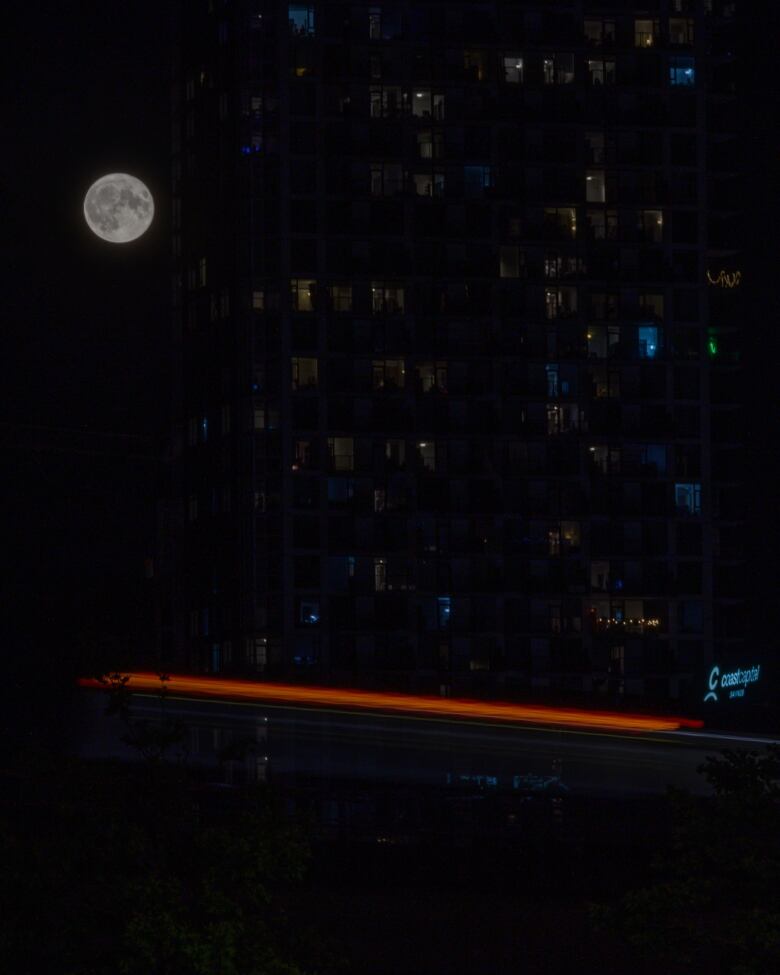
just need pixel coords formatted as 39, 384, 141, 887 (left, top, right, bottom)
78, 672, 703, 734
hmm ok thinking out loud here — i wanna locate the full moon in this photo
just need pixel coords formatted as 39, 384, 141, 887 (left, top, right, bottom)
83, 173, 154, 244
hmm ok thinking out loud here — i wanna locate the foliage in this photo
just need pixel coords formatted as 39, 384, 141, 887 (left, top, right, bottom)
0, 676, 327, 975
592, 746, 780, 975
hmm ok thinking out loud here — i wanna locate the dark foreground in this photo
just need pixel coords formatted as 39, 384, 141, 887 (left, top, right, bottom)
2, 685, 779, 974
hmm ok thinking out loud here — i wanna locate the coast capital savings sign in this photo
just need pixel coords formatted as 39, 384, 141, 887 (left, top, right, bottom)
703, 664, 761, 703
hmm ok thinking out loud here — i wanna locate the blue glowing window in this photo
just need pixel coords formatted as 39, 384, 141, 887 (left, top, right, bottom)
675, 482, 701, 515
642, 444, 667, 473
289, 4, 315, 35
201, 416, 209, 441
679, 601, 703, 633
670, 57, 695, 86
210, 643, 221, 672
464, 166, 493, 198
437, 596, 452, 628
638, 324, 659, 359
327, 477, 355, 504
294, 634, 319, 664
300, 601, 320, 625
545, 364, 559, 397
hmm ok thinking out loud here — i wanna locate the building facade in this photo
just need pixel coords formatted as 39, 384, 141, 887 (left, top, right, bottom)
168, 0, 742, 708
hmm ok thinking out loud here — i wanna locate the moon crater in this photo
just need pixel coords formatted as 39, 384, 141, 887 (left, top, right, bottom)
83, 173, 154, 243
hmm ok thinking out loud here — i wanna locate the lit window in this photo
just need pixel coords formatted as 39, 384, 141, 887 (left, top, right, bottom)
411, 172, 445, 197
464, 50, 487, 82
370, 85, 404, 118
299, 601, 320, 625
669, 18, 694, 45
590, 561, 609, 591
416, 361, 447, 393
290, 278, 316, 312
437, 596, 451, 628
546, 364, 559, 397
639, 209, 663, 243
543, 54, 574, 85
503, 56, 523, 84
544, 207, 577, 239
587, 209, 617, 241
585, 131, 605, 165
585, 171, 606, 203
675, 482, 702, 515
371, 162, 403, 196
638, 325, 659, 359
288, 4, 315, 35
670, 57, 695, 86
587, 59, 616, 86
546, 404, 579, 435
417, 129, 442, 159
371, 281, 404, 314
544, 287, 578, 320
372, 359, 405, 390
411, 90, 444, 119
374, 558, 387, 591
252, 289, 265, 310
330, 284, 352, 312
246, 637, 267, 672
634, 19, 658, 47
417, 441, 438, 472
291, 357, 318, 390
328, 437, 354, 471
561, 522, 581, 552
368, 6, 381, 39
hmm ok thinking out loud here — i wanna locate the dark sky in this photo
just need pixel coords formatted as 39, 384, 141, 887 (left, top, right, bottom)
4, 0, 172, 434
3, 1, 174, 684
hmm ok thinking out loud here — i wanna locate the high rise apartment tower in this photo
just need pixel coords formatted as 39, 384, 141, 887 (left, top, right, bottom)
167, 0, 742, 709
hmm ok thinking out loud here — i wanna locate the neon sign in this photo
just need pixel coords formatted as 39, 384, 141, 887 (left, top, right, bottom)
703, 664, 761, 703
706, 269, 742, 289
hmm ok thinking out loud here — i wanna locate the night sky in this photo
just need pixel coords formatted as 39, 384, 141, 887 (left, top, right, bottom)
3, 1, 173, 707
